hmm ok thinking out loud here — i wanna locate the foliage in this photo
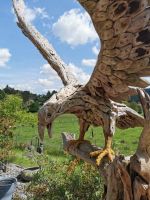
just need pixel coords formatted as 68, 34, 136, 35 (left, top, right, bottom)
0, 94, 23, 119
2, 85, 57, 112
3, 105, 142, 199
0, 93, 39, 165
0, 95, 22, 163
0, 89, 6, 100
123, 101, 142, 114
27, 101, 40, 113
17, 111, 37, 126
10, 113, 142, 200
0, 117, 14, 163
26, 158, 103, 200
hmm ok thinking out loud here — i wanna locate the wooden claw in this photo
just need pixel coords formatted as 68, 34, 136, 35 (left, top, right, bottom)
96, 149, 108, 165
90, 150, 103, 157
90, 148, 115, 166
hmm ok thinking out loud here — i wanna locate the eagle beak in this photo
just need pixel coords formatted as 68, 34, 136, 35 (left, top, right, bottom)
47, 122, 53, 138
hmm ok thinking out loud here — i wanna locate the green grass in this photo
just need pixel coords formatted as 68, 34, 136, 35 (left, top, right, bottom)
8, 114, 143, 200
12, 114, 142, 167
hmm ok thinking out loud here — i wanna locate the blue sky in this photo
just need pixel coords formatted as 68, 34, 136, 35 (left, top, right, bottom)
0, 0, 100, 94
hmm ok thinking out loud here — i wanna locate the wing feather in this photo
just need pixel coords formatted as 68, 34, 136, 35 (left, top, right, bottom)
78, 0, 150, 100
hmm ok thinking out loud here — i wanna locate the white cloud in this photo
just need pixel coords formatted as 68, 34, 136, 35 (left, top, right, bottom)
52, 9, 98, 46
82, 59, 96, 67
24, 7, 37, 23
34, 7, 49, 19
92, 44, 100, 56
38, 78, 53, 87
40, 64, 61, 81
38, 64, 63, 91
39, 63, 90, 91
25, 7, 49, 23
0, 48, 11, 67
12, 4, 49, 23
10, 83, 32, 91
67, 63, 90, 84
40, 63, 55, 74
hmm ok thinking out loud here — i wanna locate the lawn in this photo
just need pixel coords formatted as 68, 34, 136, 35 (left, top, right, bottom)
11, 114, 142, 167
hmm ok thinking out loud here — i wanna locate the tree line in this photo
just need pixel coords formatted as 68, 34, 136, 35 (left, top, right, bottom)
0, 85, 57, 113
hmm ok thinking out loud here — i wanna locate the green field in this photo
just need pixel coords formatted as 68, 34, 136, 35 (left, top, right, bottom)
8, 114, 143, 199
12, 114, 142, 167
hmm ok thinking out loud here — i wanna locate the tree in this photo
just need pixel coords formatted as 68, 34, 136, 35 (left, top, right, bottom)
0, 95, 23, 119
0, 95, 23, 164
3, 85, 16, 94
0, 90, 6, 100
124, 101, 142, 114
28, 101, 40, 113
1, 85, 57, 111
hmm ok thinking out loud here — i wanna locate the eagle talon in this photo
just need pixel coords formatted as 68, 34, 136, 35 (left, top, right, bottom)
90, 148, 115, 166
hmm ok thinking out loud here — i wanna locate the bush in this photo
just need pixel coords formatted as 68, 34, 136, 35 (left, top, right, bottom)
0, 117, 15, 163
28, 101, 40, 113
0, 90, 6, 100
0, 95, 23, 163
124, 101, 142, 114
17, 111, 37, 126
0, 94, 23, 120
26, 159, 103, 200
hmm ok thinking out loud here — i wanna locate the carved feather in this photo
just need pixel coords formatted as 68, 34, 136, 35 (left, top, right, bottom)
78, 0, 150, 100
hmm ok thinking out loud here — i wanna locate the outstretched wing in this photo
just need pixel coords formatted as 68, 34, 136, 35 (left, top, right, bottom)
78, 0, 150, 100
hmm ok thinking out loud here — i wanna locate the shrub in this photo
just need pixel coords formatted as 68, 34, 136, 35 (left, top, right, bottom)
0, 117, 14, 163
26, 158, 103, 200
28, 101, 39, 113
0, 95, 23, 163
123, 101, 142, 114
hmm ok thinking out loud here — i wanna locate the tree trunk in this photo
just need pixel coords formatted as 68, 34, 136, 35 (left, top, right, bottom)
62, 90, 150, 200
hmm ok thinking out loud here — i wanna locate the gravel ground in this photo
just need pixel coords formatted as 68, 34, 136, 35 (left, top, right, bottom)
0, 164, 29, 200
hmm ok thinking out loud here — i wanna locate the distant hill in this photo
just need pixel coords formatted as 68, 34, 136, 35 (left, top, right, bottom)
0, 85, 57, 112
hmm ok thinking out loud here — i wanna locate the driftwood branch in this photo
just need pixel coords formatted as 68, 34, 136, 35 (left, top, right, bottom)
62, 133, 102, 168
12, 0, 78, 86
62, 132, 110, 184
62, 132, 150, 200
62, 133, 132, 200
62, 90, 150, 200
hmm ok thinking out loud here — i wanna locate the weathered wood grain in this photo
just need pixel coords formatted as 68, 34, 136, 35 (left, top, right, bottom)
13, 1, 150, 199
62, 90, 150, 200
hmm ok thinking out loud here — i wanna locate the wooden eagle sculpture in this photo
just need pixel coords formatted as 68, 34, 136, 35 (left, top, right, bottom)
13, 0, 150, 165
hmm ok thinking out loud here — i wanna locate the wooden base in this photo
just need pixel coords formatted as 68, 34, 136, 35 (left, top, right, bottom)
62, 132, 150, 200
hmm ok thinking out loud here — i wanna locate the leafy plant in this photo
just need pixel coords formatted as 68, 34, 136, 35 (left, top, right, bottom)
26, 158, 103, 200
0, 95, 23, 163
123, 101, 142, 114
